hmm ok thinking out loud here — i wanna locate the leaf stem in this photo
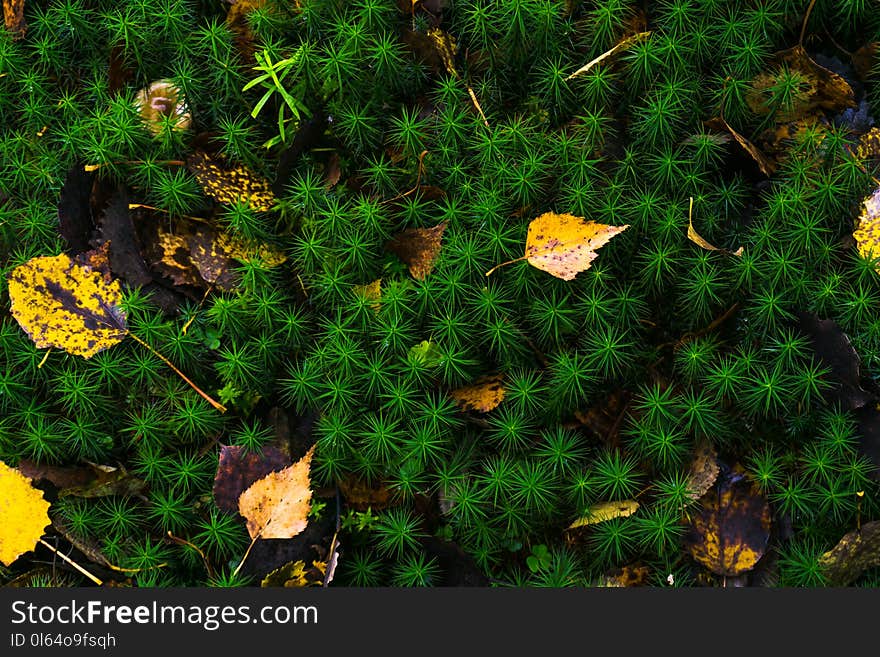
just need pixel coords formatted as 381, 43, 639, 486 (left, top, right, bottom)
127, 332, 227, 413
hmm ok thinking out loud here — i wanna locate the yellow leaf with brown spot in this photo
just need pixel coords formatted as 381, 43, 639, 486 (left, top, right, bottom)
685, 466, 771, 577
187, 150, 276, 212
0, 460, 51, 566
819, 520, 880, 586
6, 253, 128, 359
686, 440, 720, 502
450, 374, 505, 413
386, 221, 448, 280
568, 500, 639, 529
238, 446, 315, 540
489, 212, 628, 281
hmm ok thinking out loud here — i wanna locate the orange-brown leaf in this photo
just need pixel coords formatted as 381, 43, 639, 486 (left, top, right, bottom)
3, 0, 26, 39
385, 221, 448, 280
450, 374, 505, 413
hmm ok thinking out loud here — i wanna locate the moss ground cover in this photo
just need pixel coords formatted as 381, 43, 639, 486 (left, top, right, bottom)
3, 0, 880, 588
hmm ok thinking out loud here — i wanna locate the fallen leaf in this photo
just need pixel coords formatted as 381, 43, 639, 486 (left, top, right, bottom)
797, 312, 872, 411
685, 465, 771, 577
57, 164, 97, 255
686, 441, 720, 502
408, 339, 442, 367
134, 80, 191, 134
140, 216, 286, 291
238, 445, 315, 540
187, 150, 276, 212
687, 198, 743, 257
323, 152, 341, 189
0, 460, 51, 566
705, 116, 776, 176
566, 31, 652, 81
338, 475, 392, 511
854, 186, 880, 267
597, 564, 650, 587
2, 0, 26, 39
852, 42, 878, 82
261, 559, 325, 587
449, 374, 505, 413
6, 253, 128, 359
353, 279, 382, 313
213, 445, 291, 514
819, 520, 880, 585
856, 126, 880, 161
18, 459, 146, 499
386, 221, 448, 280
747, 45, 856, 123
568, 500, 639, 529
487, 212, 628, 281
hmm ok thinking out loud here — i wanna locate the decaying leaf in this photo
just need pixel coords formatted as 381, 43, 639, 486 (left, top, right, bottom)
685, 465, 772, 577
852, 42, 878, 82
797, 311, 872, 411
213, 444, 291, 514
386, 221, 447, 280
597, 564, 650, 587
687, 198, 743, 257
747, 45, 856, 123
141, 216, 286, 291
238, 445, 315, 540
134, 80, 191, 134
261, 559, 327, 587
7, 253, 127, 359
3, 0, 26, 39
338, 474, 392, 511
819, 520, 880, 586
187, 150, 276, 212
450, 374, 505, 413
58, 164, 97, 255
566, 31, 652, 81
686, 441, 720, 502
856, 126, 880, 161
0, 460, 51, 566
705, 116, 776, 177
353, 279, 382, 313
854, 186, 880, 267
568, 500, 639, 529
487, 212, 628, 281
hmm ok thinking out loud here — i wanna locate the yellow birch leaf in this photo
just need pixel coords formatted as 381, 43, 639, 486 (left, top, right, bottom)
488, 212, 628, 281
568, 500, 639, 529
238, 445, 315, 540
0, 460, 51, 566
450, 374, 505, 413
6, 253, 127, 359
